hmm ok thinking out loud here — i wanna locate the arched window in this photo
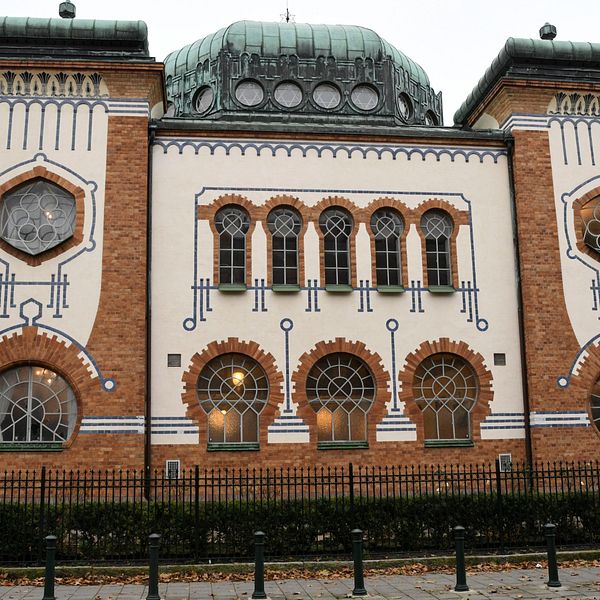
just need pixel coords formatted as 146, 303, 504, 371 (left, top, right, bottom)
581, 197, 600, 255
413, 353, 478, 442
371, 208, 404, 287
319, 208, 353, 287
267, 207, 302, 286
196, 353, 268, 446
421, 209, 453, 288
0, 178, 76, 256
214, 206, 250, 286
591, 375, 600, 433
0, 365, 76, 443
307, 353, 374, 443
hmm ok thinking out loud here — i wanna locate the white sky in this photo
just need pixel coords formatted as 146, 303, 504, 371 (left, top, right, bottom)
4, 0, 600, 124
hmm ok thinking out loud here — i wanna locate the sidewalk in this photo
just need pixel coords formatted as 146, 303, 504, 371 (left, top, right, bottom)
1, 567, 599, 600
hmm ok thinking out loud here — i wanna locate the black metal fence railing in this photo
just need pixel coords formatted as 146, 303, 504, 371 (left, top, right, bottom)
1, 461, 599, 565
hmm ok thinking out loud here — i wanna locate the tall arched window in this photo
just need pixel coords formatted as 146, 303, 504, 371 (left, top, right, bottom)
591, 375, 600, 434
0, 365, 77, 444
215, 206, 250, 286
413, 353, 478, 443
307, 353, 374, 444
319, 208, 353, 287
197, 353, 268, 446
420, 209, 453, 288
581, 197, 600, 256
267, 207, 302, 287
371, 208, 404, 287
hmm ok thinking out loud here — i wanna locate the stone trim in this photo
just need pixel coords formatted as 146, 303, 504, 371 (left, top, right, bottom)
398, 338, 493, 444
291, 337, 391, 446
572, 189, 600, 262
0, 166, 86, 266
181, 338, 284, 447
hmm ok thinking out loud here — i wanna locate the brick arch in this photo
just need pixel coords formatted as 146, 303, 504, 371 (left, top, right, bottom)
261, 195, 310, 287
0, 326, 96, 448
198, 194, 257, 286
362, 198, 412, 289
181, 338, 284, 447
398, 338, 493, 444
0, 165, 86, 266
291, 338, 391, 446
567, 342, 600, 439
311, 197, 359, 288
572, 188, 600, 262
413, 198, 469, 289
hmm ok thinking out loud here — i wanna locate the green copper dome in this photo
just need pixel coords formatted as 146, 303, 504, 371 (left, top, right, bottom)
165, 21, 429, 87
163, 20, 442, 127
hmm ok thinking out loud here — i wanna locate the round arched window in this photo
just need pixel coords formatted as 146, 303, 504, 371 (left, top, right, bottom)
397, 93, 412, 121
194, 86, 214, 115
307, 353, 375, 442
591, 375, 600, 434
371, 209, 404, 287
0, 179, 76, 256
421, 209, 454, 287
313, 83, 341, 109
413, 354, 478, 441
267, 207, 302, 286
351, 84, 379, 111
274, 82, 303, 108
196, 353, 268, 445
0, 365, 77, 443
235, 80, 264, 106
214, 206, 251, 285
581, 197, 600, 255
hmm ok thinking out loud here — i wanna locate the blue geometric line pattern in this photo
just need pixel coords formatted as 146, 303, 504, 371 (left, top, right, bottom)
280, 318, 294, 413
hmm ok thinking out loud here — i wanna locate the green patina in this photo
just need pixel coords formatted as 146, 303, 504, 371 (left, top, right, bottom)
164, 20, 429, 86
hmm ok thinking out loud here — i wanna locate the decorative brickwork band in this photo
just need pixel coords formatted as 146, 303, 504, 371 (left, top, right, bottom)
398, 338, 493, 444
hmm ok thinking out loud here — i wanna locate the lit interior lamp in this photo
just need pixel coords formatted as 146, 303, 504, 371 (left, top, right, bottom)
231, 371, 245, 386
220, 409, 227, 415
34, 368, 44, 377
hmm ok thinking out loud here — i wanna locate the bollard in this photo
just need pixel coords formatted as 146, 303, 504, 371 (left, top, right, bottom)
453, 526, 469, 592
146, 533, 161, 600
351, 529, 367, 597
252, 531, 267, 600
41, 535, 57, 600
545, 523, 561, 588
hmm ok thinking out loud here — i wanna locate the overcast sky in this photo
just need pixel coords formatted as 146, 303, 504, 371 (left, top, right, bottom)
5, 1, 600, 124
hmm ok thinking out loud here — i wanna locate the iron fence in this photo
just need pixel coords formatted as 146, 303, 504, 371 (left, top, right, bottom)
1, 461, 599, 564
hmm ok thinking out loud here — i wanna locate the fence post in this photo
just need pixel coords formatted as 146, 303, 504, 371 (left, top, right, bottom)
252, 531, 267, 599
348, 462, 355, 516
194, 465, 200, 561
39, 466, 47, 560
41, 535, 56, 600
454, 526, 469, 592
146, 534, 161, 600
494, 459, 505, 553
352, 529, 367, 597
545, 523, 561, 588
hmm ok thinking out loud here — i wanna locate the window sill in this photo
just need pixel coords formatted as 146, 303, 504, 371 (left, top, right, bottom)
425, 439, 474, 448
325, 284, 353, 293
218, 283, 247, 292
208, 442, 260, 452
272, 284, 301, 293
0, 442, 64, 452
318, 441, 369, 450
428, 285, 455, 294
377, 285, 405, 294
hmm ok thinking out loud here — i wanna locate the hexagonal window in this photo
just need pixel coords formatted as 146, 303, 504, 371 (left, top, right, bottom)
235, 80, 264, 107
581, 197, 600, 255
313, 83, 341, 109
0, 179, 76, 256
351, 84, 379, 111
274, 81, 303, 108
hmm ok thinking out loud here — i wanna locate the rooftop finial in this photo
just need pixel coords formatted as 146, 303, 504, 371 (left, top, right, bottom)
59, 1, 76, 18
539, 22, 557, 40
280, 2, 295, 24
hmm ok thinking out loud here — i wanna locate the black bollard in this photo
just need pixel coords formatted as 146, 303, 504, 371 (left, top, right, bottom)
545, 523, 561, 588
252, 531, 267, 600
454, 526, 469, 592
351, 529, 367, 597
41, 535, 57, 600
146, 533, 161, 600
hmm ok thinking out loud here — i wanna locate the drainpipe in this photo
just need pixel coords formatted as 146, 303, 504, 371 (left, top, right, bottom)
144, 122, 156, 499
506, 135, 533, 468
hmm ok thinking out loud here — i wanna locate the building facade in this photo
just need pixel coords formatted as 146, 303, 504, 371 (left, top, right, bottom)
0, 13, 598, 472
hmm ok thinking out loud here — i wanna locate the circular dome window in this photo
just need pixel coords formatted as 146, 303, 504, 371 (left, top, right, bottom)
313, 83, 341, 109
425, 111, 438, 126
194, 86, 214, 115
351, 85, 379, 111
235, 80, 264, 107
397, 93, 412, 121
274, 82, 303, 108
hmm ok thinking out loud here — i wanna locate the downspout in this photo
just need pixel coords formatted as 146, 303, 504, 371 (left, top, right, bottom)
144, 122, 157, 498
505, 135, 533, 468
